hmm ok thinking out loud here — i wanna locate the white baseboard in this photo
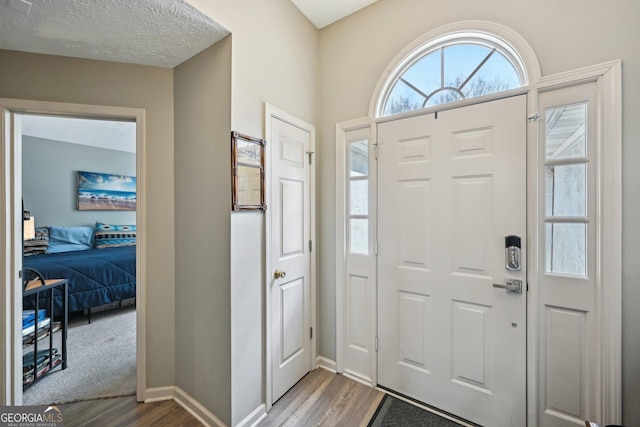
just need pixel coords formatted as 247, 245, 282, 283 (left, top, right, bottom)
145, 386, 227, 426
143, 386, 174, 403
343, 370, 374, 387
316, 356, 337, 373
237, 403, 267, 427
173, 386, 227, 427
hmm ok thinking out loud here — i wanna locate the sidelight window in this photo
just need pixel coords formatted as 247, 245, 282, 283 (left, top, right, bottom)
348, 140, 369, 254
544, 102, 589, 277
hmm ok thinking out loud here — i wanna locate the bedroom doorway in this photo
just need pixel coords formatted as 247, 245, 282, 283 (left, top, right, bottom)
0, 99, 146, 406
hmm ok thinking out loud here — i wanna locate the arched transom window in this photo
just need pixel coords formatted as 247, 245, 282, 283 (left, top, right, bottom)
379, 34, 528, 117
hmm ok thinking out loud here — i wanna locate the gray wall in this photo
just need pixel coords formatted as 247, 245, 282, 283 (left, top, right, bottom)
23, 135, 136, 227
174, 37, 233, 425
317, 1, 640, 424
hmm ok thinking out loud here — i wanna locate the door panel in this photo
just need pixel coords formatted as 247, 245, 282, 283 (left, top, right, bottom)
270, 115, 312, 403
537, 82, 599, 426
378, 95, 527, 427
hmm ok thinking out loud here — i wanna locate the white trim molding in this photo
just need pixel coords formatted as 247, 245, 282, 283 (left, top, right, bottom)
0, 98, 147, 406
174, 386, 227, 427
527, 60, 622, 426
316, 355, 337, 373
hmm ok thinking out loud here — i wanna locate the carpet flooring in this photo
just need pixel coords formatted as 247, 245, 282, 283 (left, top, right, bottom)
23, 305, 136, 405
368, 395, 464, 427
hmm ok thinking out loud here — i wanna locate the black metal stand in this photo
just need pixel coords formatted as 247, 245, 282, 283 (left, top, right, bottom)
22, 271, 68, 389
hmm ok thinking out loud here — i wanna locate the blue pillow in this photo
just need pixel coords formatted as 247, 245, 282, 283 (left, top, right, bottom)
94, 222, 136, 248
46, 226, 94, 253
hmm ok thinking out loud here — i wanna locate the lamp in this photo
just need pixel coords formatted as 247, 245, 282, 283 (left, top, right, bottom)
23, 214, 35, 241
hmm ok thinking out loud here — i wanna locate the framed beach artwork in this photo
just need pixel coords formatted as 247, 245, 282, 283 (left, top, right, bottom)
77, 171, 137, 211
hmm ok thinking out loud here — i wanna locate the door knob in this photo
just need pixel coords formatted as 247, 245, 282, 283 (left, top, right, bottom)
493, 279, 522, 293
274, 269, 286, 279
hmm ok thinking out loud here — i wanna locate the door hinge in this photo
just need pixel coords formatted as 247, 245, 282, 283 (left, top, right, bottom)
374, 240, 378, 256
307, 151, 315, 165
527, 113, 541, 122
374, 143, 379, 160
310, 327, 313, 339
309, 240, 312, 252
375, 336, 378, 352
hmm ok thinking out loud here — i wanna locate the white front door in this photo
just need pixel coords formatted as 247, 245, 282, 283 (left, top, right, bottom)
377, 95, 527, 426
268, 109, 314, 403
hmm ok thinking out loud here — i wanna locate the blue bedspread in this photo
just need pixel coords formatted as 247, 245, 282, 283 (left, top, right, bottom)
23, 246, 136, 316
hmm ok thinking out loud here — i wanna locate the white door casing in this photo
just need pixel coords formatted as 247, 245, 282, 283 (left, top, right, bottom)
377, 95, 527, 426
0, 99, 146, 405
335, 119, 377, 385
531, 61, 622, 426
266, 105, 315, 404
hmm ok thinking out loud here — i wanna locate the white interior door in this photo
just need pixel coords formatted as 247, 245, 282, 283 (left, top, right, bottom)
269, 111, 313, 403
377, 95, 527, 426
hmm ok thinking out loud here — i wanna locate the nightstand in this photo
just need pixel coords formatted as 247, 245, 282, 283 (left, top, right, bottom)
22, 270, 68, 389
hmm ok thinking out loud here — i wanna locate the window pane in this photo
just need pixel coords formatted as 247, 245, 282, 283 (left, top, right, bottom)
444, 44, 494, 87
349, 140, 368, 176
350, 219, 368, 254
460, 52, 521, 99
545, 103, 587, 160
350, 180, 368, 215
545, 223, 587, 277
402, 49, 441, 98
384, 80, 424, 116
545, 164, 587, 217
426, 88, 464, 107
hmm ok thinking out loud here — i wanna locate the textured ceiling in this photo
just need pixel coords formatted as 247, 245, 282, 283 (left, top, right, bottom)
1, 0, 377, 150
0, 0, 230, 67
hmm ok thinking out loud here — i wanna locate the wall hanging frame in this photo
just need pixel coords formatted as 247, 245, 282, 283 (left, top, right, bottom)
231, 131, 266, 211
77, 170, 137, 211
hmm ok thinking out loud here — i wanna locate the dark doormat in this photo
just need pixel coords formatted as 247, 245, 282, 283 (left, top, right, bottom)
367, 394, 463, 427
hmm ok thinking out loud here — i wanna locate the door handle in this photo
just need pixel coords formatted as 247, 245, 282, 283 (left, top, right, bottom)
493, 279, 522, 293
274, 269, 286, 279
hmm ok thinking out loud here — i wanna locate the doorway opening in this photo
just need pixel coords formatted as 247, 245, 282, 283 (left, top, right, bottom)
21, 113, 137, 404
0, 99, 146, 406
336, 20, 621, 427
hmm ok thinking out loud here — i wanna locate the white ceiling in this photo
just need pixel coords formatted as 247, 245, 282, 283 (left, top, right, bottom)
22, 115, 137, 153
291, 0, 379, 28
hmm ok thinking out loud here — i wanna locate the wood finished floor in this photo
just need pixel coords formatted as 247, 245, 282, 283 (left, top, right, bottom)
258, 368, 384, 427
62, 368, 383, 427
63, 396, 203, 427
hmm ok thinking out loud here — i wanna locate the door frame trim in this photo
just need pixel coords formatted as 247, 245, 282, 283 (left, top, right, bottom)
335, 117, 377, 385
264, 103, 316, 410
0, 98, 146, 404
334, 58, 622, 426
526, 59, 622, 425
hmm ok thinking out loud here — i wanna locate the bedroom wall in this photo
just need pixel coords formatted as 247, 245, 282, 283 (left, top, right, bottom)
174, 37, 233, 425
22, 135, 136, 228
0, 49, 176, 389
317, 0, 640, 424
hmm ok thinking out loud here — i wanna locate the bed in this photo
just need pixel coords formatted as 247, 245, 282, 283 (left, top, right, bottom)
22, 224, 136, 319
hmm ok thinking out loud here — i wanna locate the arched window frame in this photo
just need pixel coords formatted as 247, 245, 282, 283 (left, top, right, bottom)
370, 21, 541, 119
